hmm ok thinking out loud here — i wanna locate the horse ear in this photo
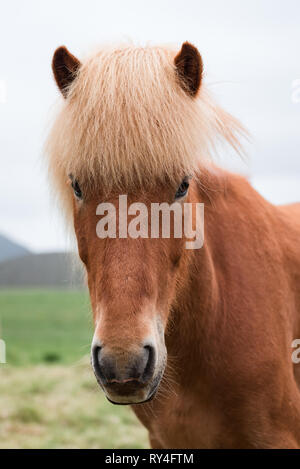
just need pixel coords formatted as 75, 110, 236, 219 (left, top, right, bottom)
174, 42, 203, 97
52, 46, 81, 98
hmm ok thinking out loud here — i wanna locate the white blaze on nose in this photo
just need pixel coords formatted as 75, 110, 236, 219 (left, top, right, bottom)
91, 327, 102, 349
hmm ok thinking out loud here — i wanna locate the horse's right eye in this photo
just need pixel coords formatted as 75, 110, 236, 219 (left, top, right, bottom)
175, 177, 190, 200
71, 179, 82, 199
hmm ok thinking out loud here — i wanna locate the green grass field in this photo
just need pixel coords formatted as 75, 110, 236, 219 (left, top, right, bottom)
0, 289, 92, 366
0, 289, 148, 449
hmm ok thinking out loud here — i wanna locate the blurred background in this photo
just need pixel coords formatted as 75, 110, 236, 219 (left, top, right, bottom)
0, 0, 299, 448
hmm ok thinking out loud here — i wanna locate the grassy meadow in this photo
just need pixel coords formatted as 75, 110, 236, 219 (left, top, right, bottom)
0, 289, 148, 449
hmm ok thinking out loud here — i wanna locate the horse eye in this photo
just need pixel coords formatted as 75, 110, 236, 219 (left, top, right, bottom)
71, 179, 82, 199
175, 178, 190, 199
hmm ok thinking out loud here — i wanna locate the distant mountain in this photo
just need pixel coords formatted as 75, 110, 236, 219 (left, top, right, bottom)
0, 233, 31, 263
0, 252, 84, 288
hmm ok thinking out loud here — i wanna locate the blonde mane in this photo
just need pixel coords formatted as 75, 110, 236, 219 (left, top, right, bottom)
46, 43, 245, 213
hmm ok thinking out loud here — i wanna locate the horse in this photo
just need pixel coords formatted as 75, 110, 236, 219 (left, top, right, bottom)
47, 41, 300, 448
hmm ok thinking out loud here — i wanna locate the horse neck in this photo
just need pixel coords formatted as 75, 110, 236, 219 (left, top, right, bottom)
166, 170, 224, 381
165, 237, 220, 384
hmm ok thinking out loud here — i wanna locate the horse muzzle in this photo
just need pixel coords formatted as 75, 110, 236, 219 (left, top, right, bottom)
91, 342, 161, 404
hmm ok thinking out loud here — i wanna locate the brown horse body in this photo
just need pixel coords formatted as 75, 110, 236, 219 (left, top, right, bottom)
133, 167, 300, 448
47, 42, 300, 448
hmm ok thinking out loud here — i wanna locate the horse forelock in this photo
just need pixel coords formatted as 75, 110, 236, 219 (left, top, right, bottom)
46, 43, 245, 219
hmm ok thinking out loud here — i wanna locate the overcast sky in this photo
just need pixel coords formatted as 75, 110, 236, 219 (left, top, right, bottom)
0, 0, 300, 252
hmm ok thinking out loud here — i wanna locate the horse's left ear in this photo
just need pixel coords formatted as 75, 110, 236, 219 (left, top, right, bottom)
52, 46, 81, 98
174, 42, 203, 97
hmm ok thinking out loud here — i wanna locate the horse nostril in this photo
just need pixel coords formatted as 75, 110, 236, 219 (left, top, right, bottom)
92, 345, 117, 383
92, 345, 102, 379
141, 345, 155, 383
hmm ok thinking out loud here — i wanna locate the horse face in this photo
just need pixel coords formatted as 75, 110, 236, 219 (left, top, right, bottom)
72, 184, 188, 404
51, 40, 203, 405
